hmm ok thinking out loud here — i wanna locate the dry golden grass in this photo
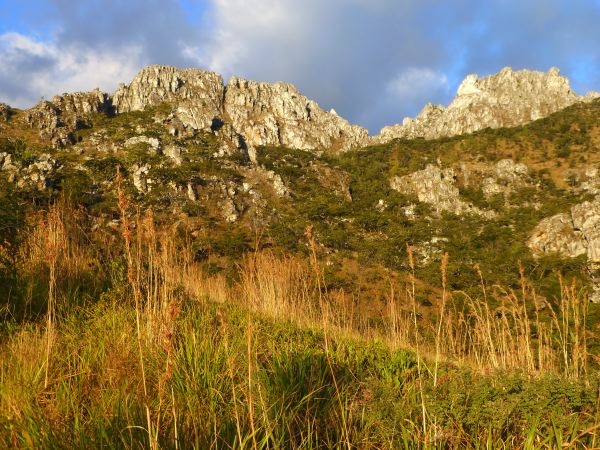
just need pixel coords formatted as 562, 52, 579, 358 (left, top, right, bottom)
2, 196, 598, 448
16, 195, 593, 383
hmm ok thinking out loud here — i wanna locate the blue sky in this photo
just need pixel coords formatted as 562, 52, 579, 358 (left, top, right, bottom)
0, 0, 599, 133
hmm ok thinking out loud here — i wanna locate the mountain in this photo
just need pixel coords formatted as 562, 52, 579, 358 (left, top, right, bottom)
2, 65, 600, 299
2, 65, 600, 447
378, 67, 599, 141
17, 65, 371, 154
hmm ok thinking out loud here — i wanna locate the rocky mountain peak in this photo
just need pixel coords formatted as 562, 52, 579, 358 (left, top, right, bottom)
109, 65, 370, 153
379, 66, 600, 142
224, 75, 370, 152
113, 65, 225, 110
112, 65, 225, 132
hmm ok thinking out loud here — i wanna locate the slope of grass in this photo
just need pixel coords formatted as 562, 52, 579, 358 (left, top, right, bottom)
0, 200, 598, 448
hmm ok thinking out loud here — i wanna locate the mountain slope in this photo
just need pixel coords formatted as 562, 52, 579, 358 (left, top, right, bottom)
1, 65, 600, 306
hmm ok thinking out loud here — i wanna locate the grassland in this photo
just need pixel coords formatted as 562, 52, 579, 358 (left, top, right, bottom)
2, 100, 600, 448
0, 195, 598, 449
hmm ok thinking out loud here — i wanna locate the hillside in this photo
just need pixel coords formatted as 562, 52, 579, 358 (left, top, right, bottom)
1, 66, 600, 448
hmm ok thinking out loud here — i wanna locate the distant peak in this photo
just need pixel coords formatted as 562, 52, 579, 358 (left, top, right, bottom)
379, 66, 596, 142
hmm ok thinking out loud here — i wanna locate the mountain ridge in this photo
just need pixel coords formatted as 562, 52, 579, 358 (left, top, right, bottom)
379, 66, 600, 141
3, 65, 598, 154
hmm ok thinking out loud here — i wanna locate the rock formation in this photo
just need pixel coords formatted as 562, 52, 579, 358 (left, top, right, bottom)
528, 198, 600, 262
379, 67, 600, 142
480, 159, 529, 198
390, 164, 486, 216
0, 151, 60, 190
224, 77, 369, 151
113, 65, 225, 132
529, 198, 600, 303
24, 89, 113, 148
111, 65, 370, 153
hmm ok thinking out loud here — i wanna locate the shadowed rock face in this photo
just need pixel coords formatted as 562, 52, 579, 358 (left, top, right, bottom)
378, 67, 600, 142
110, 65, 370, 152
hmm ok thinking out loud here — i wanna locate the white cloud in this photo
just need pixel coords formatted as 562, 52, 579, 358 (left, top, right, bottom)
195, 0, 314, 77
386, 67, 450, 102
0, 32, 143, 108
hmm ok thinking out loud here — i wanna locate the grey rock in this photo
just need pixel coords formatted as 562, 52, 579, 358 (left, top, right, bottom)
186, 182, 197, 201
495, 159, 528, 180
113, 65, 225, 132
124, 135, 161, 152
24, 89, 112, 148
164, 145, 183, 165
113, 65, 370, 153
528, 198, 600, 261
6, 153, 62, 190
132, 164, 152, 193
482, 159, 529, 198
529, 198, 600, 303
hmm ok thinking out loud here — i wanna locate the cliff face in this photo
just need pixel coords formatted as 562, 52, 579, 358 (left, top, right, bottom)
379, 67, 600, 142
110, 65, 370, 152
528, 199, 600, 262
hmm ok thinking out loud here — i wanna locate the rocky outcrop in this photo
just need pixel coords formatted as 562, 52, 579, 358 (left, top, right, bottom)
24, 90, 113, 148
50, 90, 113, 116
224, 77, 370, 152
1, 152, 61, 190
528, 198, 600, 261
111, 65, 370, 153
379, 67, 600, 142
528, 198, 600, 303
113, 65, 225, 132
481, 159, 529, 197
132, 164, 152, 193
390, 164, 488, 216
124, 135, 161, 152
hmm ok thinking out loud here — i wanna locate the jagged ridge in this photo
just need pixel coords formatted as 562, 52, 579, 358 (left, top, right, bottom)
8, 65, 600, 153
378, 67, 600, 142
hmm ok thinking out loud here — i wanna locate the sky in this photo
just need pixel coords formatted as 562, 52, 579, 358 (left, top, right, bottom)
0, 0, 599, 133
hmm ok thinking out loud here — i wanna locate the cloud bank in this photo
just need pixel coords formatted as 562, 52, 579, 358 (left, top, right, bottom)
0, 0, 599, 133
